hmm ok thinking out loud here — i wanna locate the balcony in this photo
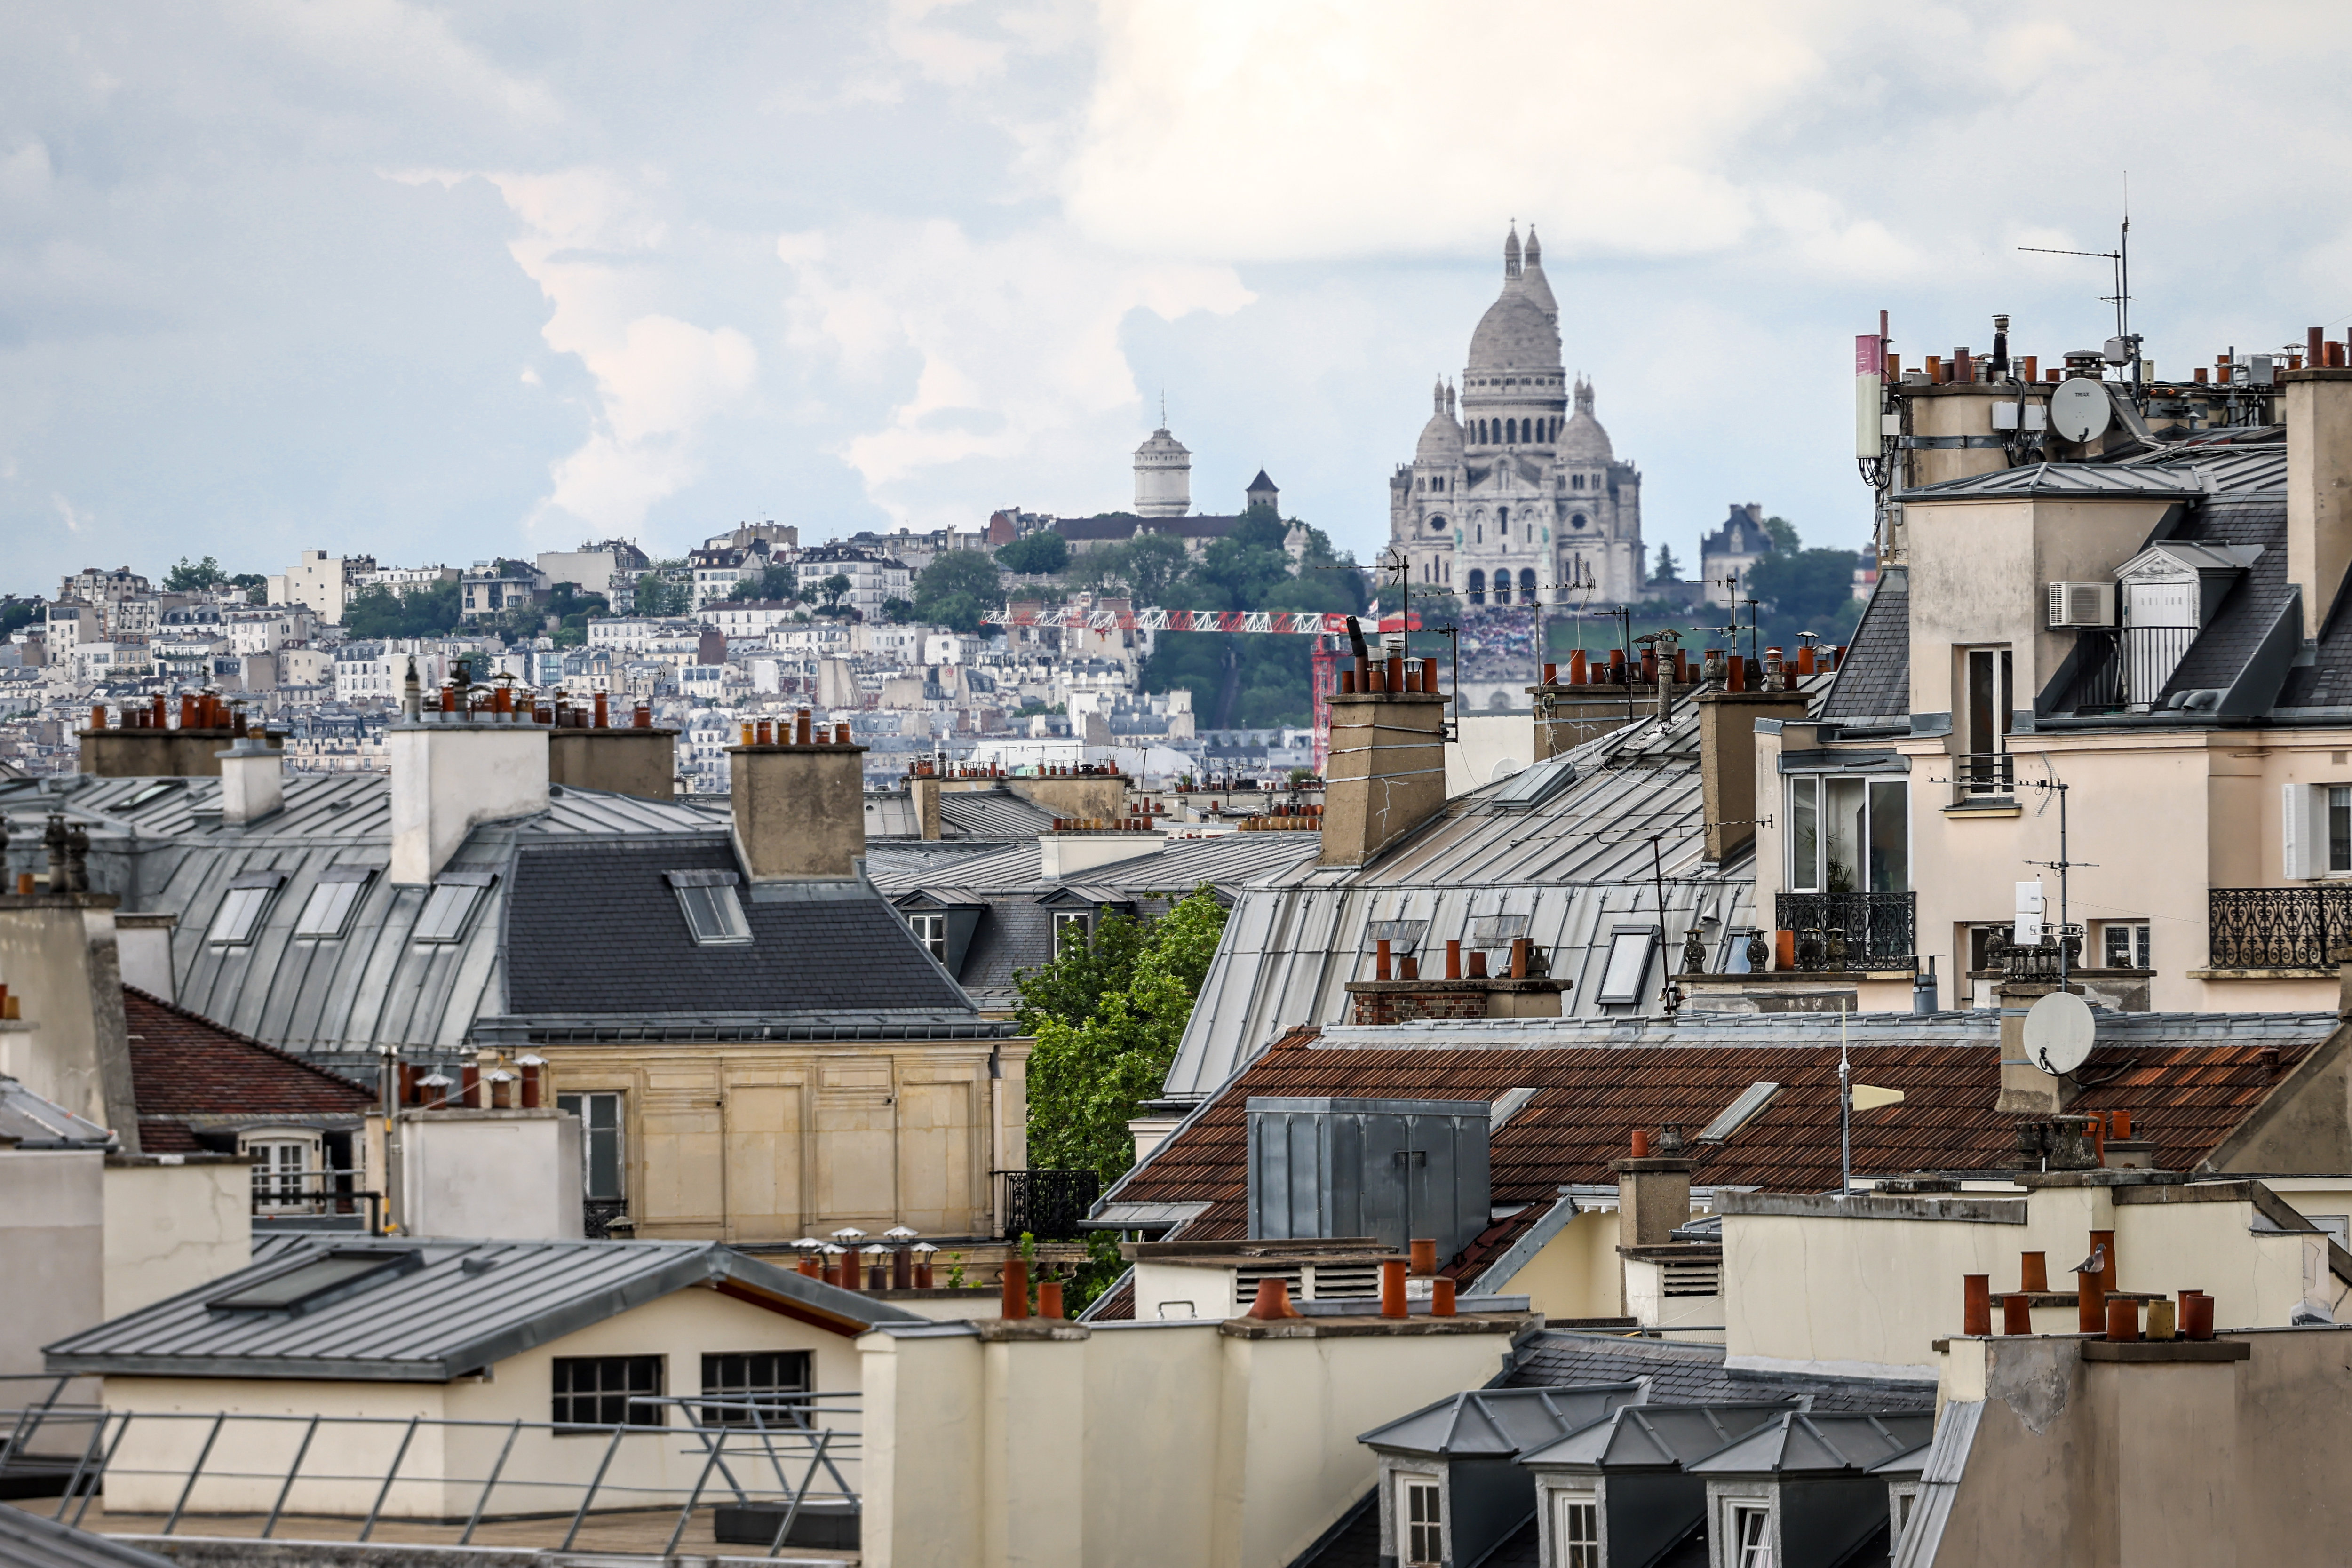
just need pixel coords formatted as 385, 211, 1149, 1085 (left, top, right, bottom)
1950, 752, 2018, 806
2207, 887, 2352, 971
1773, 891, 1917, 972
999, 1168, 1101, 1242
2062, 626, 2200, 713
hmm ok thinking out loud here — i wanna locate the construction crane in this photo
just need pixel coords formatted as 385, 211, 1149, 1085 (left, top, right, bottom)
984, 605, 1423, 774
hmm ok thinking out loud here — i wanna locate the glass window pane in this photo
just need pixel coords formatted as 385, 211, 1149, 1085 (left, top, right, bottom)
207, 885, 272, 945
1789, 778, 1818, 891
2332, 787, 2350, 872
415, 883, 481, 942
1868, 780, 1909, 893
295, 878, 366, 938
1824, 777, 1865, 893
1597, 931, 1655, 1003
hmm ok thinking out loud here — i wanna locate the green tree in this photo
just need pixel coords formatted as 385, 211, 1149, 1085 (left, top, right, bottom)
1761, 515, 1801, 554
725, 564, 798, 603
632, 566, 691, 617
818, 573, 853, 613
881, 596, 916, 623
913, 551, 1002, 634
164, 556, 229, 592
0, 598, 40, 638
537, 583, 611, 648
1020, 887, 1230, 1309
343, 580, 462, 639
1652, 544, 1683, 583
995, 531, 1070, 576
1749, 546, 1864, 651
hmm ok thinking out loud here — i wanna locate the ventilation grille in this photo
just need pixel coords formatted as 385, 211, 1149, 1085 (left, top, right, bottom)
1233, 1263, 1303, 1312
2047, 581, 2115, 628
1306, 1262, 1381, 1300
1661, 1260, 1723, 1297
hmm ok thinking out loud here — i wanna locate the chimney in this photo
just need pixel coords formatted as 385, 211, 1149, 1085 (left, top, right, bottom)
730, 716, 868, 882
1613, 1131, 1692, 1313
2283, 366, 2352, 637
909, 771, 943, 841
1696, 685, 1809, 863
389, 704, 551, 885
1321, 656, 1449, 867
0, 871, 140, 1152
216, 735, 284, 826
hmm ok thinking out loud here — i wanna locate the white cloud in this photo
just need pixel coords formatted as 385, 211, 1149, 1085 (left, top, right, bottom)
777, 216, 1252, 525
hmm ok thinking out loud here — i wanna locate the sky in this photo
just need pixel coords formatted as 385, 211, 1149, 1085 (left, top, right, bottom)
6, 1, 2352, 598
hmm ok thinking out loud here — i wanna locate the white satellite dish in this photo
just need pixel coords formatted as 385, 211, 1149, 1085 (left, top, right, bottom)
2049, 379, 2112, 445
2023, 990, 2096, 1076
1489, 757, 1525, 783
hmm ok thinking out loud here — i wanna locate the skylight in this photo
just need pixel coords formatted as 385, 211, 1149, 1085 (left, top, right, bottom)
209, 1248, 419, 1315
206, 874, 285, 946
1487, 754, 1578, 812
1699, 1082, 1782, 1143
294, 868, 374, 939
1595, 929, 1658, 1004
414, 874, 493, 943
667, 869, 752, 947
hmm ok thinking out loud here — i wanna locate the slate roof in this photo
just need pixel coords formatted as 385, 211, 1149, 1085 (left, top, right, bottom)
44, 1234, 926, 1381
1818, 568, 1909, 721
1502, 1332, 1936, 1412
503, 839, 973, 1021
122, 987, 373, 1153
2152, 499, 2291, 697
1084, 1011, 2337, 1315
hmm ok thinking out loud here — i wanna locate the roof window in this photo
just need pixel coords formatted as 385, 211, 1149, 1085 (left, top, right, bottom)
206, 873, 286, 946
1595, 927, 1659, 1004
414, 871, 495, 943
208, 1247, 421, 1315
666, 869, 751, 946
121, 779, 186, 811
294, 867, 375, 939
1699, 1082, 1781, 1144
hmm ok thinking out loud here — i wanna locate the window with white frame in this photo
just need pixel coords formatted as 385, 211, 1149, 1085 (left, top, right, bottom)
1892, 1487, 1919, 1552
2100, 921, 2150, 970
1784, 776, 1908, 894
1053, 910, 1091, 956
558, 1092, 625, 1202
908, 912, 947, 963
294, 868, 373, 939
241, 1132, 319, 1211
1553, 1490, 1599, 1568
1596, 928, 1658, 1005
207, 875, 285, 946
1729, 1501, 1774, 1568
2279, 783, 2352, 878
1398, 1474, 1443, 1568
414, 874, 492, 942
667, 870, 751, 946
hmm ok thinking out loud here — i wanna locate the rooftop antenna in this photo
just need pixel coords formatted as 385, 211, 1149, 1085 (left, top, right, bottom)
2017, 175, 2137, 380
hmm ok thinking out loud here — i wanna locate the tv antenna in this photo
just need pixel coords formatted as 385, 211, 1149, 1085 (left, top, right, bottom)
2018, 175, 2138, 376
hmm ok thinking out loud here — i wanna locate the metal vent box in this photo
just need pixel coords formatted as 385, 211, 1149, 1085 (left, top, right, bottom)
2046, 581, 2115, 628
1247, 1096, 1492, 1265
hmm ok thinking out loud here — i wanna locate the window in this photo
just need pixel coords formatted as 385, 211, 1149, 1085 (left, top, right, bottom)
2102, 922, 2150, 970
553, 1356, 665, 1429
667, 870, 751, 946
1960, 647, 2015, 794
1520, 568, 1538, 601
1554, 1491, 1599, 1568
1731, 1503, 1774, 1568
2333, 786, 2352, 873
1893, 1488, 1917, 1550
908, 912, 947, 963
1506, 417, 1518, 443
246, 1137, 314, 1210
1053, 911, 1091, 955
700, 1352, 811, 1426
210, 1248, 418, 1314
207, 875, 284, 946
559, 1092, 625, 1201
294, 868, 373, 939
1597, 928, 1658, 1004
1468, 570, 1486, 605
1699, 1082, 1781, 1143
1785, 776, 1908, 894
1399, 1475, 1443, 1568
413, 874, 492, 942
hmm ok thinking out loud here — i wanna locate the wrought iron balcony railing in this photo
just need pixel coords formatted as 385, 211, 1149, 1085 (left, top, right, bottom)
2062, 626, 2200, 713
999, 1168, 1101, 1242
2209, 887, 2352, 970
1774, 891, 1916, 972
1950, 751, 2017, 803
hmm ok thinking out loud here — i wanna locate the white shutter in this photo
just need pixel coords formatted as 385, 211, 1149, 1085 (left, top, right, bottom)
2285, 782, 2311, 880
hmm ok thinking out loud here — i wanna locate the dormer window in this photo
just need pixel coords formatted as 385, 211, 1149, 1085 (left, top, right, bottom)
414, 872, 494, 943
667, 869, 751, 946
207, 873, 285, 946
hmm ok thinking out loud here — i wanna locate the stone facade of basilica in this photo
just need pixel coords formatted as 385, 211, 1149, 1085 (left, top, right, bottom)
1387, 227, 1645, 608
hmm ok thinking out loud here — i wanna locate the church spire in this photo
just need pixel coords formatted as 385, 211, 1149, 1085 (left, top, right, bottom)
1433, 376, 1446, 413
1503, 223, 1522, 280
1525, 226, 1542, 267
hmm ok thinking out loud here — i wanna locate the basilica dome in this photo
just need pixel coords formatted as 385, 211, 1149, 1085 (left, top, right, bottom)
1466, 291, 1561, 376
1415, 380, 1464, 462
1558, 379, 1613, 462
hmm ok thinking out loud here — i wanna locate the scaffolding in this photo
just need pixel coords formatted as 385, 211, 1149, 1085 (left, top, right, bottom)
0, 1379, 860, 1560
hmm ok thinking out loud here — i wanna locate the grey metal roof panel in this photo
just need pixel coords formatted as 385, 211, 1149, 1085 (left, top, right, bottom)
1517, 1401, 1802, 1471
0, 1503, 179, 1568
0, 1075, 114, 1147
1819, 568, 1909, 721
937, 791, 1057, 839
1504, 1332, 1936, 1413
1898, 461, 2211, 501
503, 841, 973, 1018
43, 1235, 924, 1381
1356, 1384, 1646, 1458
2153, 499, 2290, 697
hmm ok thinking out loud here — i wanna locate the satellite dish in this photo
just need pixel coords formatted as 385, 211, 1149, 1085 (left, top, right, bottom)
2049, 379, 2112, 445
2023, 990, 2095, 1076
1489, 757, 1525, 783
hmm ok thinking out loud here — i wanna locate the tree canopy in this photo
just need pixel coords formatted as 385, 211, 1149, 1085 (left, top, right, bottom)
632, 567, 691, 617
164, 556, 231, 592
994, 531, 1070, 576
343, 580, 462, 639
724, 563, 798, 604
913, 550, 1002, 633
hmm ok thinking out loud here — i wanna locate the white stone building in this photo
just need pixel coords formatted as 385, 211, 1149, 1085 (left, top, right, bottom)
1387, 226, 1645, 606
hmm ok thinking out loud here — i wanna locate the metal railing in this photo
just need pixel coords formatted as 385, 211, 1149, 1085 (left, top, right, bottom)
0, 1388, 859, 1560
248, 1167, 381, 1233
1774, 891, 1916, 971
999, 1169, 1100, 1241
1950, 751, 2017, 803
2062, 626, 2200, 712
2209, 887, 2352, 970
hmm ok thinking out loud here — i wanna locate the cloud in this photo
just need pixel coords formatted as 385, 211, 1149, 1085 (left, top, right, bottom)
777, 216, 1252, 525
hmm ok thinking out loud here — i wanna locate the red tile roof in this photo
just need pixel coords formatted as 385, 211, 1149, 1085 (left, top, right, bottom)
1086, 1026, 2327, 1317
125, 987, 373, 1150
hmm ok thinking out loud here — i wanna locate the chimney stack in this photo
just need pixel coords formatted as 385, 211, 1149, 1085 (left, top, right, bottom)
389, 702, 550, 885
1696, 685, 1810, 863
1320, 652, 1448, 867
216, 734, 284, 827
2283, 366, 2352, 637
1612, 1131, 1692, 1313
730, 717, 868, 882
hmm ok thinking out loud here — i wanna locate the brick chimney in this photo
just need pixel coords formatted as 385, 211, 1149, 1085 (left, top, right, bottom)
730, 716, 868, 882
1320, 659, 1448, 867
2283, 367, 2352, 637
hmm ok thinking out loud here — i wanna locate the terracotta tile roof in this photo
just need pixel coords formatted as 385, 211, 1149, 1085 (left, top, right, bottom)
124, 987, 373, 1148
1087, 1023, 2330, 1316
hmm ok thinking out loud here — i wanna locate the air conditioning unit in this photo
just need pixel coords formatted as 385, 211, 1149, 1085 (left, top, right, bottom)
2047, 581, 2115, 628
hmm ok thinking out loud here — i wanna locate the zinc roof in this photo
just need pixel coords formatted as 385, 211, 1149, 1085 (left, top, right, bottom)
44, 1234, 924, 1382
1684, 1409, 1933, 1476
1516, 1401, 1801, 1471
1357, 1384, 1645, 1459
0, 1504, 178, 1568
1502, 1333, 1935, 1413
